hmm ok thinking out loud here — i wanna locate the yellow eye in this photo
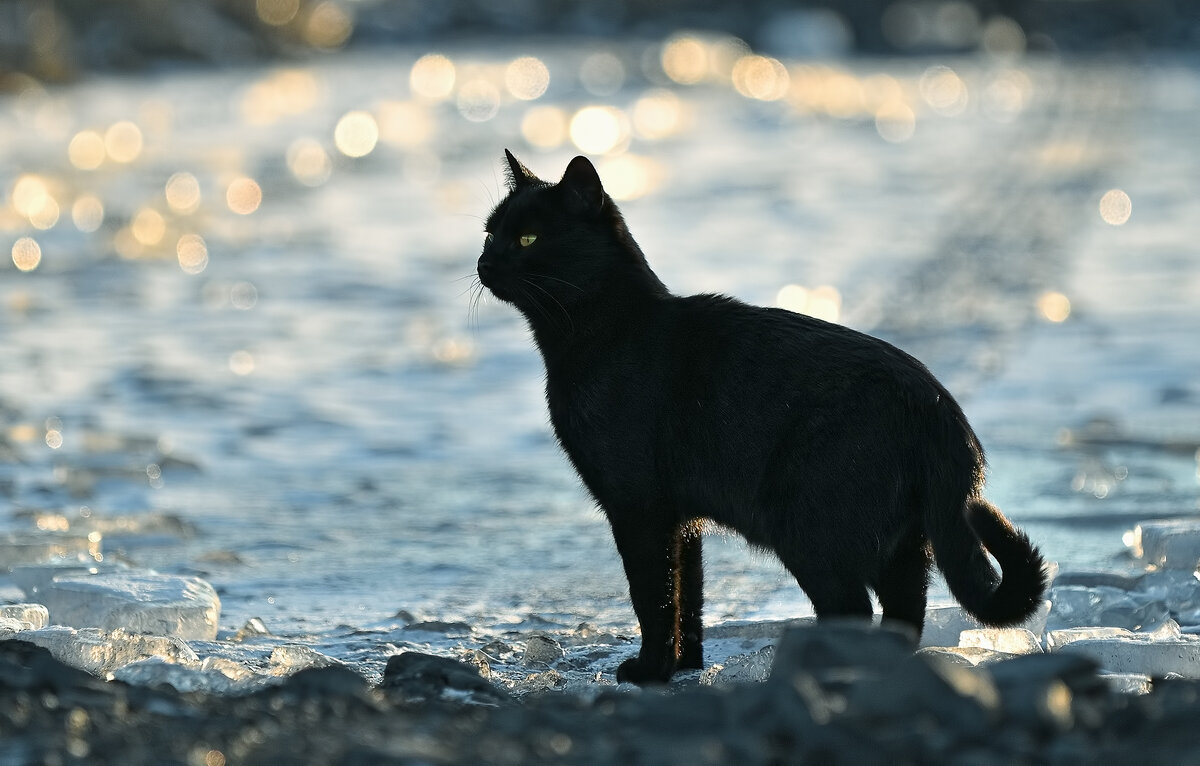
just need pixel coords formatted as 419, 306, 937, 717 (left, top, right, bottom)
518, 234, 537, 247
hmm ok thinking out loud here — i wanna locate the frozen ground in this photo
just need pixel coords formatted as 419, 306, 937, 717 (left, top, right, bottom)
1, 38, 1199, 698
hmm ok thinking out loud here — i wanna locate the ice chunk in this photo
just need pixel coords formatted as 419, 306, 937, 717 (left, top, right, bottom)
1057, 632, 1200, 678
918, 646, 1017, 667
1098, 671, 1152, 695
112, 656, 267, 693
20, 626, 199, 676
1045, 626, 1135, 652
699, 645, 775, 686
268, 644, 342, 675
0, 532, 101, 566
9, 561, 130, 595
1129, 519, 1200, 569
0, 603, 49, 631
959, 628, 1042, 654
1046, 585, 1172, 632
38, 572, 220, 640
920, 601, 1050, 648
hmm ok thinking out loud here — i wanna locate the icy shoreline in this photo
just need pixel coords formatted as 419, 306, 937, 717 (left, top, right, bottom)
7, 510, 1200, 698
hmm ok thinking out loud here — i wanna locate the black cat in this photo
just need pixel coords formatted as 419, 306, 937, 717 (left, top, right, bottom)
477, 150, 1047, 685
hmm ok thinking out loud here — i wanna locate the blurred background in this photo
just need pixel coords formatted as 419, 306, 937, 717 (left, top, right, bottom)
1, 0, 1198, 652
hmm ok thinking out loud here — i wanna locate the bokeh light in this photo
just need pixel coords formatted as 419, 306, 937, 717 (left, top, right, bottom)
229, 350, 256, 376
287, 138, 332, 186
731, 55, 789, 101
165, 172, 201, 214
303, 1, 353, 49
456, 80, 501, 122
177, 233, 209, 274
776, 284, 841, 323
226, 177, 263, 215
505, 56, 550, 101
632, 89, 686, 140
1099, 189, 1132, 225
68, 130, 106, 170
521, 105, 568, 149
256, 0, 299, 26
376, 101, 433, 147
131, 207, 166, 246
597, 155, 665, 201
920, 66, 968, 116
104, 121, 143, 163
875, 102, 916, 142
1038, 291, 1071, 322
661, 36, 708, 85
11, 237, 42, 272
580, 52, 625, 96
410, 54, 456, 100
569, 105, 629, 155
334, 110, 379, 157
71, 194, 104, 232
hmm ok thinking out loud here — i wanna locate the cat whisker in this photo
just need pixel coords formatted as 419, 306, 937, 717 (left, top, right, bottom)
526, 272, 584, 292
521, 278, 574, 336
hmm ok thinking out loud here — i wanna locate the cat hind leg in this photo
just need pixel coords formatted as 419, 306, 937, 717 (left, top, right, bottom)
874, 529, 932, 644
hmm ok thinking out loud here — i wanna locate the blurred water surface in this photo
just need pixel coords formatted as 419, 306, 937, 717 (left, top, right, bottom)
2, 41, 1198, 660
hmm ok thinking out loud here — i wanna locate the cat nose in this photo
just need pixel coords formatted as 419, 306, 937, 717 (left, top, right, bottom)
476, 256, 493, 281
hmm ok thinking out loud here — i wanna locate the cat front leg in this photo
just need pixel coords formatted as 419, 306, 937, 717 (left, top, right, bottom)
609, 512, 680, 684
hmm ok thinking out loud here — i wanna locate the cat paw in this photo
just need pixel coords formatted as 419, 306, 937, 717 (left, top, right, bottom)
676, 649, 704, 671
616, 655, 674, 685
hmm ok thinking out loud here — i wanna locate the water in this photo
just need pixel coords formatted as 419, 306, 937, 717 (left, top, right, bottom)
2, 42, 1198, 673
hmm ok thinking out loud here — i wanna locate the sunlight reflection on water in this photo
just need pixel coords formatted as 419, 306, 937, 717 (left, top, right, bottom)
1, 38, 1197, 648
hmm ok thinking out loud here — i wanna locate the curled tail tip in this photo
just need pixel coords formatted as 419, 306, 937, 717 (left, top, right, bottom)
968, 503, 1049, 627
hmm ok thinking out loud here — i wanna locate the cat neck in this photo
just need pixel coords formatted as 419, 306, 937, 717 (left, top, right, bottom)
526, 248, 670, 364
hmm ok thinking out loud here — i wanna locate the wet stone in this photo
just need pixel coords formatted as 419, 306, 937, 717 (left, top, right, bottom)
268, 644, 341, 675
382, 651, 510, 706
521, 635, 565, 667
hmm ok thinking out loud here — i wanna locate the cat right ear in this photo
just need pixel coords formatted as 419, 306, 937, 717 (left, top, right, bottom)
559, 155, 605, 215
504, 149, 540, 189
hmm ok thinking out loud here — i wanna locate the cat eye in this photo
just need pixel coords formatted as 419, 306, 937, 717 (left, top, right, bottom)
518, 234, 538, 247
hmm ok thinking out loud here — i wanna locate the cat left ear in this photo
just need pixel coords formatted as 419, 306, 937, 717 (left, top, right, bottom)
504, 149, 540, 189
559, 155, 605, 215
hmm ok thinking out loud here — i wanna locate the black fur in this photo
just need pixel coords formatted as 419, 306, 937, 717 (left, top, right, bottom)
477, 152, 1048, 685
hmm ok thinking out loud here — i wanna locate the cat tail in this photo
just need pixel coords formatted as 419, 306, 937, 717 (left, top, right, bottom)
929, 496, 1048, 627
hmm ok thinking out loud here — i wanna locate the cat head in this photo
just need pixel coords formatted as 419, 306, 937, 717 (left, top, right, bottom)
477, 150, 663, 331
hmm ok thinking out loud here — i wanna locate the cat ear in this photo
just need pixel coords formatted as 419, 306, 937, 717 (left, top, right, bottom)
503, 149, 540, 189
559, 155, 605, 215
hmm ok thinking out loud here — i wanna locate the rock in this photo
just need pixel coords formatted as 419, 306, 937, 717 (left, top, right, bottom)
402, 620, 473, 635
960, 628, 1043, 655
521, 635, 565, 666
36, 572, 220, 640
382, 651, 509, 705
